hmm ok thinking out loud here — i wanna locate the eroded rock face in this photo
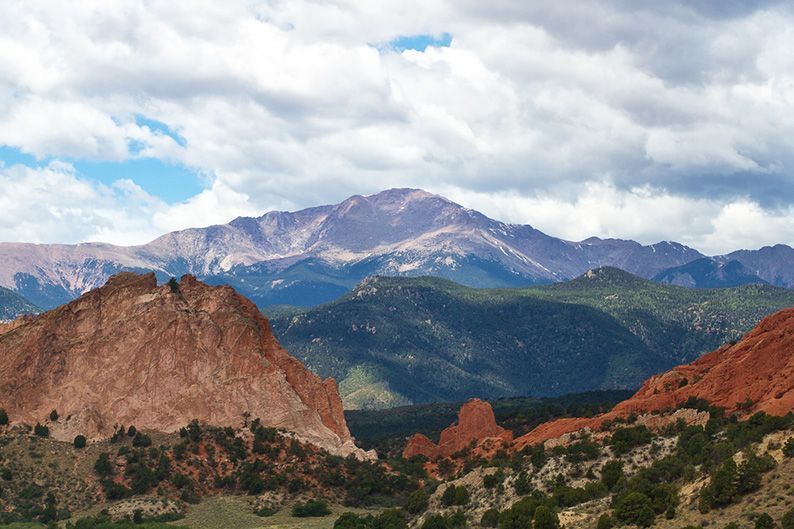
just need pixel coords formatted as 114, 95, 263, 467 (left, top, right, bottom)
514, 308, 794, 448
404, 399, 513, 459
0, 272, 372, 459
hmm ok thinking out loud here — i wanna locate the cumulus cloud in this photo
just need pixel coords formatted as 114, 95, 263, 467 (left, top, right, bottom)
0, 0, 793, 252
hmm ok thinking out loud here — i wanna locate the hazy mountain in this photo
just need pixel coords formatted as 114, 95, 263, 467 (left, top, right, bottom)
0, 188, 789, 309
270, 269, 794, 408
0, 286, 38, 321
653, 258, 767, 288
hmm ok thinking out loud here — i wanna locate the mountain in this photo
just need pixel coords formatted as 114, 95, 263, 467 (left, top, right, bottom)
724, 243, 794, 287
520, 266, 794, 363
513, 306, 794, 447
272, 274, 671, 409
0, 285, 38, 320
270, 269, 794, 408
653, 257, 767, 287
0, 189, 709, 310
0, 272, 370, 459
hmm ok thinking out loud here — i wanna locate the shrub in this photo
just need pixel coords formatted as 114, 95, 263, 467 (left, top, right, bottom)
127, 425, 137, 437
601, 460, 624, 491
405, 489, 429, 514
0, 408, 8, 425
784, 438, 794, 458
94, 453, 114, 476
168, 277, 180, 293
483, 469, 504, 489
73, 435, 87, 449
132, 432, 152, 447
481, 509, 499, 527
49, 409, 59, 421
255, 506, 275, 517
613, 492, 655, 528
781, 508, 794, 529
441, 485, 469, 507
609, 426, 652, 455
565, 439, 601, 463
34, 422, 49, 437
292, 499, 331, 517
596, 514, 613, 529
755, 513, 775, 529
533, 506, 559, 529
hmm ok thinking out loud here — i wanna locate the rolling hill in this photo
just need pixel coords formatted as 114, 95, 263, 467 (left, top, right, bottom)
270, 268, 794, 408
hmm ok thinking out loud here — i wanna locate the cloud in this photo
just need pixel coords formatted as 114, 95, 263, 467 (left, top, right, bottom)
0, 163, 165, 245
0, 1, 793, 252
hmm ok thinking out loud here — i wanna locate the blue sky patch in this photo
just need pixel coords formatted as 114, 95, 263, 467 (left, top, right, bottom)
134, 114, 187, 147
0, 146, 39, 166
388, 33, 452, 52
73, 158, 205, 203
0, 145, 205, 204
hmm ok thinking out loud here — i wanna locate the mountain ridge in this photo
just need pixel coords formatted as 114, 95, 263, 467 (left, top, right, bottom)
270, 269, 794, 408
0, 188, 792, 309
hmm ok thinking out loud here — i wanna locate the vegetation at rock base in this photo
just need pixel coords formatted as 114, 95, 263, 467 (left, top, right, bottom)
346, 390, 632, 455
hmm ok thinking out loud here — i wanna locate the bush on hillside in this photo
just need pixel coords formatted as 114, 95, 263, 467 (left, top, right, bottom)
34, 422, 49, 437
292, 499, 331, 517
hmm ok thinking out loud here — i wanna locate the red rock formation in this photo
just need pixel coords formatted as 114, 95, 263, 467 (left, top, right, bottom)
0, 272, 372, 459
403, 398, 513, 459
515, 308, 794, 448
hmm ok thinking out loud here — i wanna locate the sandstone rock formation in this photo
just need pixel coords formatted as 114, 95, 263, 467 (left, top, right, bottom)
404, 399, 513, 459
514, 308, 794, 448
0, 272, 372, 459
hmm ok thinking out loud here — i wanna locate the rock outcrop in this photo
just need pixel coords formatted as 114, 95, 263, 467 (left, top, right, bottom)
0, 272, 372, 459
403, 399, 513, 459
515, 308, 794, 448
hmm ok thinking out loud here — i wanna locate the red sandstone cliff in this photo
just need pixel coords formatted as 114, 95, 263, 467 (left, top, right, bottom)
404, 398, 513, 459
515, 307, 794, 447
0, 272, 372, 459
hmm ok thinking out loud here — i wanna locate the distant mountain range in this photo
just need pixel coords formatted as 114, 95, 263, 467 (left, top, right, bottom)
1, 188, 793, 309
652, 257, 767, 288
270, 268, 794, 409
0, 286, 38, 321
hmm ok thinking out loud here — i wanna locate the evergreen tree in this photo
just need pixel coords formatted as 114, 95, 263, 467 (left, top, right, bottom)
614, 492, 655, 528
755, 513, 775, 529
533, 506, 559, 529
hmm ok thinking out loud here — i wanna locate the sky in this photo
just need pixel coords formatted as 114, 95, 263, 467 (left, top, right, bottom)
1, 1, 794, 254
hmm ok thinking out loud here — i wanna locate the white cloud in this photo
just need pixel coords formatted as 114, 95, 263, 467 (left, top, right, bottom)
0, 163, 165, 245
0, 1, 793, 252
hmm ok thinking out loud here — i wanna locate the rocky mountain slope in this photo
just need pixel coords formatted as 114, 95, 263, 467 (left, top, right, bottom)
0, 272, 369, 458
395, 307, 794, 529
515, 306, 794, 447
270, 269, 794, 408
653, 257, 767, 288
7, 187, 788, 311
0, 286, 37, 320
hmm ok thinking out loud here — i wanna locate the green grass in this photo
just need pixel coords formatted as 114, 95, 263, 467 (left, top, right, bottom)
173, 496, 377, 529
